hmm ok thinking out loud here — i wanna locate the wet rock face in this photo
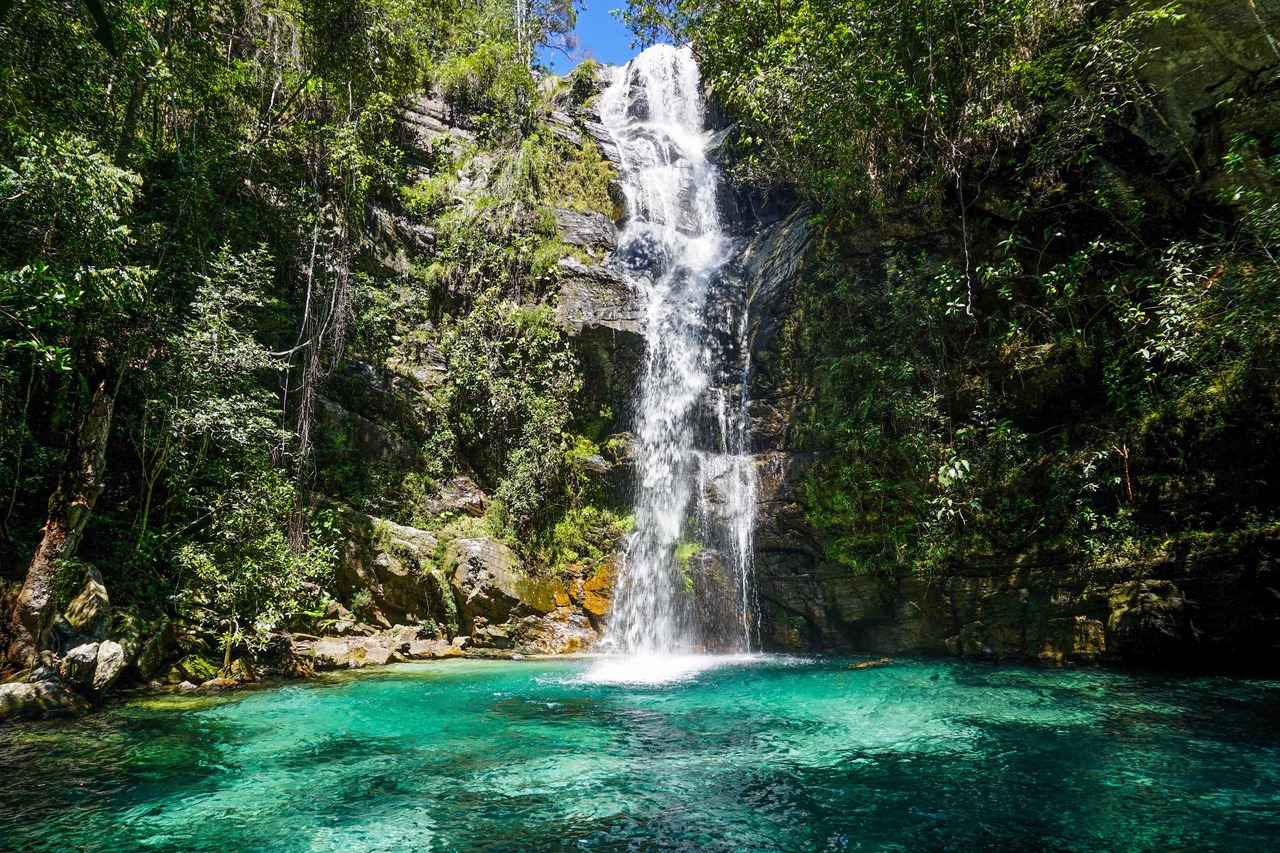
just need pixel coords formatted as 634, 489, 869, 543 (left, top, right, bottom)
1107, 580, 1194, 663
735, 209, 1280, 670
751, 535, 1280, 668
556, 256, 642, 337
552, 207, 617, 253
1128, 0, 1280, 176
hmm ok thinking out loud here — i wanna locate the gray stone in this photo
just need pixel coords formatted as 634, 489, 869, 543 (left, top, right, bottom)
61, 643, 100, 693
545, 110, 585, 146
26, 666, 60, 684
332, 504, 445, 627
362, 645, 396, 666
0, 681, 90, 722
574, 111, 622, 166
311, 639, 352, 670
361, 202, 435, 275
555, 256, 642, 336
551, 206, 616, 251
64, 565, 111, 640
449, 538, 565, 633
422, 476, 486, 519
90, 640, 127, 698
401, 95, 473, 161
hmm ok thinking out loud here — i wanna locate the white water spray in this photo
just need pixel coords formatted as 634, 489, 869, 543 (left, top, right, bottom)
594, 45, 758, 677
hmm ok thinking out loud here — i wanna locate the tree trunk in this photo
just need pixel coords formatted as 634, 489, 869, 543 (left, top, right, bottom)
6, 375, 115, 669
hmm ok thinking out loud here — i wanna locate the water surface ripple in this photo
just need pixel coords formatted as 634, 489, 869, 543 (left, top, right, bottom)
2, 657, 1279, 851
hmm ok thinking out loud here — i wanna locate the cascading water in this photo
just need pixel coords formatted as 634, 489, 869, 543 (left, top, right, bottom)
595, 45, 758, 674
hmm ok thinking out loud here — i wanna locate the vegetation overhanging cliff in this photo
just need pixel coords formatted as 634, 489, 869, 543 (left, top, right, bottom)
638, 0, 1280, 667
2, 0, 1280, 721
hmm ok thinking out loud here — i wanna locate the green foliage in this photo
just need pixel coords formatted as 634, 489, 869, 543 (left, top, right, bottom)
0, 132, 148, 372
173, 473, 337, 643
674, 541, 703, 569
615, 0, 1280, 583
0, 0, 597, 661
626, 0, 1163, 217
565, 60, 601, 106
442, 296, 581, 531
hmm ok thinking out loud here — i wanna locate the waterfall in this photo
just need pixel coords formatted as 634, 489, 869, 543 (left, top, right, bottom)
596, 45, 758, 667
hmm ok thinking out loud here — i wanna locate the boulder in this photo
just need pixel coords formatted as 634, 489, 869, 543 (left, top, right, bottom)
0, 680, 90, 722
90, 640, 127, 698
174, 654, 220, 684
222, 658, 255, 683
449, 538, 565, 632
332, 505, 446, 627
134, 617, 174, 681
361, 202, 435, 276
362, 645, 396, 666
519, 610, 599, 654
109, 610, 145, 664
580, 563, 615, 617
574, 111, 623, 166
26, 666, 60, 684
545, 109, 585, 145
63, 565, 111, 641
199, 678, 240, 690
60, 643, 100, 693
422, 476, 487, 519
405, 639, 461, 659
473, 625, 512, 649
311, 639, 353, 670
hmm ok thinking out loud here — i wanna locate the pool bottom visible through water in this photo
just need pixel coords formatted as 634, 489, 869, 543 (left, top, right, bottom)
1, 655, 1279, 851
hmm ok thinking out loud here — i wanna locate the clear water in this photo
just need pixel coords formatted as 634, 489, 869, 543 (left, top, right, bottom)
601, 44, 757, 656
3, 657, 1279, 851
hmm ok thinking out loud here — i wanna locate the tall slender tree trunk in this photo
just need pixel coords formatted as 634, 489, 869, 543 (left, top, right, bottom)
6, 375, 116, 669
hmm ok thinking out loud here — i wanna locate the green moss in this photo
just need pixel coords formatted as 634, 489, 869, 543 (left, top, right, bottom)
675, 541, 703, 569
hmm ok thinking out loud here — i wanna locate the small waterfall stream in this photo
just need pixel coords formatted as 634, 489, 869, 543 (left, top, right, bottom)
596, 45, 758, 672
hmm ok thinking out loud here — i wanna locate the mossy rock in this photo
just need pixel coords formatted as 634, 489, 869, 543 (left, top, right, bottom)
173, 655, 219, 684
